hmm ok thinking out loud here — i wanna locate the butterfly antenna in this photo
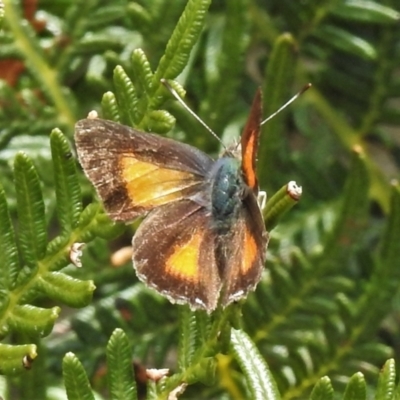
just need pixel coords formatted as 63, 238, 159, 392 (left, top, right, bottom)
261, 83, 312, 126
161, 79, 227, 149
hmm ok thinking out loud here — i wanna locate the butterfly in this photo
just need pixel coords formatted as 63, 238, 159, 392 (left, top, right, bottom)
74, 89, 268, 313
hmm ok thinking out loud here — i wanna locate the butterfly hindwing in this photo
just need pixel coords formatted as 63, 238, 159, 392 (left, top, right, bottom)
75, 118, 214, 221
132, 199, 221, 312
221, 192, 268, 305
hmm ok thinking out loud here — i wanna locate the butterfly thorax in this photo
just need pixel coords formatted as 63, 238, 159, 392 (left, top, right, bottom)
209, 157, 247, 234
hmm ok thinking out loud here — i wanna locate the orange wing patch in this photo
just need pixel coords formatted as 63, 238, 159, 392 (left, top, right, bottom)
165, 232, 202, 281
240, 89, 262, 191
119, 156, 197, 208
241, 131, 257, 190
241, 227, 258, 274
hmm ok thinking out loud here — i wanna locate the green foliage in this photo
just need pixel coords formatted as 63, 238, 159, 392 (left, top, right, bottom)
63, 352, 95, 400
1, 0, 400, 399
0, 125, 115, 382
106, 329, 137, 400
230, 329, 280, 400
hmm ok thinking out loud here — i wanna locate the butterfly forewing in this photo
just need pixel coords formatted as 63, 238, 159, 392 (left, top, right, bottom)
75, 118, 214, 221
240, 89, 262, 192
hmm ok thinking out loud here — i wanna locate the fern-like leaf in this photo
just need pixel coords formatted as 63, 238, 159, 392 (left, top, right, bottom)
0, 343, 37, 376
106, 328, 137, 400
62, 352, 95, 400
0, 185, 19, 290
260, 33, 298, 190
177, 307, 197, 370
14, 152, 47, 270
230, 328, 281, 400
153, 0, 211, 84
309, 376, 333, 400
375, 359, 396, 400
50, 129, 82, 233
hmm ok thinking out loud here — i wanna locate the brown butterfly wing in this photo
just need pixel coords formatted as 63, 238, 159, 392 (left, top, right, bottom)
220, 193, 268, 306
241, 89, 262, 192
132, 199, 221, 312
75, 118, 214, 221
220, 88, 267, 305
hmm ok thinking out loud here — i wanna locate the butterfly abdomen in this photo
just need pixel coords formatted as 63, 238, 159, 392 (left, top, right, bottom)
210, 157, 246, 233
